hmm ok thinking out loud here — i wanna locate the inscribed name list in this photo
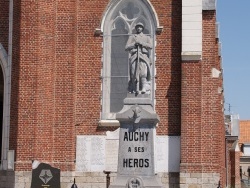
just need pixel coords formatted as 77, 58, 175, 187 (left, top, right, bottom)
76, 136, 105, 172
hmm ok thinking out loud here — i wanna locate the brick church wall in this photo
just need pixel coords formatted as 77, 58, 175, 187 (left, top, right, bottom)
180, 9, 225, 187
9, 0, 183, 171
0, 0, 226, 187
153, 0, 182, 136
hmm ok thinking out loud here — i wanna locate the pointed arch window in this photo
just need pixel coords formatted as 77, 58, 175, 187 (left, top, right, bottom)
100, 0, 161, 122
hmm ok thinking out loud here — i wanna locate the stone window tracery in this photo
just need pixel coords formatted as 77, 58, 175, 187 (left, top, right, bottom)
101, 0, 158, 121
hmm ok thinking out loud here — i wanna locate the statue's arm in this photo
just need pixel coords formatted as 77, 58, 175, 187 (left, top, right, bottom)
125, 36, 135, 51
141, 36, 152, 49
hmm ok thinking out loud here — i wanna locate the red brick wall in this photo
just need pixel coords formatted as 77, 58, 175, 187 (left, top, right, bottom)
74, 0, 108, 135
154, 0, 182, 136
227, 141, 233, 187
9, 0, 183, 171
35, 0, 55, 165
201, 10, 223, 173
230, 148, 241, 187
239, 120, 250, 144
235, 151, 241, 187
10, 0, 78, 170
181, 61, 202, 170
10, 0, 39, 170
8, 1, 225, 182
226, 139, 241, 188
180, 9, 225, 185
0, 0, 9, 51
9, 0, 19, 166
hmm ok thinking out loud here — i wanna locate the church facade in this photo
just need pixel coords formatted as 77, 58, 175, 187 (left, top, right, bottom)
0, 0, 240, 187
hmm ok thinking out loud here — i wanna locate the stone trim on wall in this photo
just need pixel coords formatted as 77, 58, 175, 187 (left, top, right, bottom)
182, 0, 202, 61
202, 0, 216, 10
180, 172, 220, 188
181, 0, 219, 60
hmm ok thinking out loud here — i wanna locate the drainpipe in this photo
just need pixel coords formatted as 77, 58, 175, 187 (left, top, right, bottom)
2, 0, 13, 170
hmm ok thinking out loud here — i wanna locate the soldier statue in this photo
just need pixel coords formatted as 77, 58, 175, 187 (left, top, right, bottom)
125, 22, 152, 94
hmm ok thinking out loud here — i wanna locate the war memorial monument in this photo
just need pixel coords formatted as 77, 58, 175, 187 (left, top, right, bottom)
109, 23, 162, 188
0, 0, 236, 187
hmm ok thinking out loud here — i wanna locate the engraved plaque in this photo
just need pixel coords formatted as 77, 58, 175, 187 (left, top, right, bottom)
168, 136, 180, 172
106, 129, 120, 171
76, 136, 106, 172
31, 163, 60, 188
155, 136, 168, 173
155, 136, 180, 172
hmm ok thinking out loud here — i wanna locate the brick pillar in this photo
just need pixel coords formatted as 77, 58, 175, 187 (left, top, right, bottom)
52, 0, 77, 171
11, 0, 40, 170
10, 0, 77, 170
180, 61, 202, 172
34, 0, 56, 164
180, 9, 225, 188
230, 141, 241, 188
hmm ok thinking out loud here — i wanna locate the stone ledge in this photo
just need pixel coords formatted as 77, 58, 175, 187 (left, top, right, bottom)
181, 52, 202, 61
98, 120, 120, 127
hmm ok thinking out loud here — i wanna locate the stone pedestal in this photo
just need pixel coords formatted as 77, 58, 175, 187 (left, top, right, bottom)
109, 94, 163, 188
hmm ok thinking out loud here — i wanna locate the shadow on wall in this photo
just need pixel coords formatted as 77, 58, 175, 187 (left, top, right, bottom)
165, 0, 182, 136
167, 0, 182, 186
0, 170, 15, 188
0, 0, 9, 51
9, 0, 21, 168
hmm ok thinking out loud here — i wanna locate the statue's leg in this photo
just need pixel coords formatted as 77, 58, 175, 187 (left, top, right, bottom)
140, 63, 147, 94
128, 64, 133, 93
130, 62, 136, 93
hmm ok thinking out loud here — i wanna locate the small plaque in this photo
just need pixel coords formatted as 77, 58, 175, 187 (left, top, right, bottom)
105, 129, 119, 171
31, 163, 60, 188
168, 136, 180, 172
155, 136, 168, 172
76, 135, 106, 171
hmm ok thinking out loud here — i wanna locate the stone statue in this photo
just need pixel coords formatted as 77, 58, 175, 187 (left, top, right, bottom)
125, 22, 152, 94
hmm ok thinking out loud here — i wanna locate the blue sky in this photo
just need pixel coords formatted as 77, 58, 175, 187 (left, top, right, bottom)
217, 1, 250, 120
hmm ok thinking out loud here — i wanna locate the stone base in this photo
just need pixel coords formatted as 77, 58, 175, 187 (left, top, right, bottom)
179, 172, 220, 188
0, 171, 179, 188
109, 175, 163, 188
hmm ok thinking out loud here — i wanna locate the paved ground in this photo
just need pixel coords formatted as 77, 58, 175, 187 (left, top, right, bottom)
242, 182, 248, 188
242, 179, 250, 188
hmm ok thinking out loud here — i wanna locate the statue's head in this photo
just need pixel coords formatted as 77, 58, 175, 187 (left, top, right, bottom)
135, 22, 144, 33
